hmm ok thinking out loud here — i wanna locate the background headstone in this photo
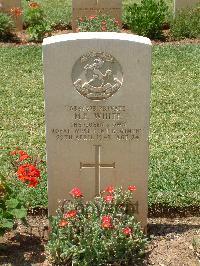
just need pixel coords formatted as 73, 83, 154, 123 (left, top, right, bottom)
43, 32, 152, 230
0, 0, 23, 31
174, 0, 199, 14
72, 0, 122, 32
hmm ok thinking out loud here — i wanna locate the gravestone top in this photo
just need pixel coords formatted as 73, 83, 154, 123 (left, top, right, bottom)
43, 32, 151, 46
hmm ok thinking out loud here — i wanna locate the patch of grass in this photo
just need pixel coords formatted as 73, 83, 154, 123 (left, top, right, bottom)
0, 47, 47, 207
149, 44, 200, 208
0, 44, 199, 209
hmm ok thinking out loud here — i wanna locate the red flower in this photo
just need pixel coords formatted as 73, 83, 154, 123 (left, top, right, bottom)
101, 26, 107, 32
105, 186, 114, 194
102, 221, 112, 229
128, 185, 136, 192
104, 195, 113, 203
89, 15, 96, 20
10, 150, 17, 156
27, 177, 39, 188
101, 215, 112, 229
101, 20, 107, 25
17, 163, 40, 187
10, 7, 23, 17
102, 216, 111, 223
18, 150, 30, 161
69, 187, 83, 198
10, 149, 30, 161
17, 164, 40, 179
123, 227, 132, 236
78, 17, 83, 22
64, 210, 77, 219
19, 154, 29, 161
29, 2, 40, 9
59, 220, 68, 227
115, 19, 119, 25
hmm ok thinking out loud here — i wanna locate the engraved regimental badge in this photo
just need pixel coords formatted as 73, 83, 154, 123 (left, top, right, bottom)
72, 51, 123, 101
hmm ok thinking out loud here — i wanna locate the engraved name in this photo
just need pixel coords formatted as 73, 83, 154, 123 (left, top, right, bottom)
50, 105, 143, 142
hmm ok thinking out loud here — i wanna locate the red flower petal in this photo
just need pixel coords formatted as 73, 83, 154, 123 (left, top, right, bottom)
16, 164, 40, 187
128, 185, 136, 192
19, 154, 30, 161
29, 2, 40, 9
64, 210, 77, 218
104, 195, 113, 203
123, 227, 132, 236
10, 7, 23, 17
69, 187, 83, 198
28, 177, 39, 188
105, 186, 114, 194
89, 15, 96, 20
59, 220, 68, 227
102, 215, 112, 223
101, 216, 112, 229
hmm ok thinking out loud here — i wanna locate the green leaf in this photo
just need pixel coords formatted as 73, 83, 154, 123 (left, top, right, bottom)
1, 219, 14, 229
5, 198, 19, 209
0, 172, 6, 181
9, 208, 27, 219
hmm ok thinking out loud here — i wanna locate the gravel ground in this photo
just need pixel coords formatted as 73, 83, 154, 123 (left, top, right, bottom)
148, 217, 200, 266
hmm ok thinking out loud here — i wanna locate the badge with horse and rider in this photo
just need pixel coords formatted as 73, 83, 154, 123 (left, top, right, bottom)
72, 51, 123, 101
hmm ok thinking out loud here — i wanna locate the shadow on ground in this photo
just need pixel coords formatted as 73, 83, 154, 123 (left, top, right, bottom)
148, 222, 200, 237
0, 215, 199, 265
0, 234, 46, 265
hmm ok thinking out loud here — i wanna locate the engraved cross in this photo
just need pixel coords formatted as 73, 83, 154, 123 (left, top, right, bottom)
80, 145, 115, 195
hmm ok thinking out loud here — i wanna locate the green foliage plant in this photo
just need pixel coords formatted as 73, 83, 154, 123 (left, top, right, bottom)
124, 0, 168, 39
0, 149, 41, 236
0, 13, 14, 41
22, 0, 72, 28
0, 175, 27, 236
170, 5, 200, 40
46, 186, 147, 265
77, 13, 120, 32
24, 1, 51, 42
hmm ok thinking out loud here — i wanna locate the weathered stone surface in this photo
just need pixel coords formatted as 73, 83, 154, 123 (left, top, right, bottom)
43, 32, 152, 229
72, 0, 122, 32
174, 0, 199, 14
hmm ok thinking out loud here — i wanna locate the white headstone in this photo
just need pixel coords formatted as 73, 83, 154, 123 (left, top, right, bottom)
72, 0, 122, 32
43, 32, 152, 230
174, 0, 199, 14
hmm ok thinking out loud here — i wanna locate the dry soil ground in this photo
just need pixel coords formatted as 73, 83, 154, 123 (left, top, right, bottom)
0, 213, 199, 266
